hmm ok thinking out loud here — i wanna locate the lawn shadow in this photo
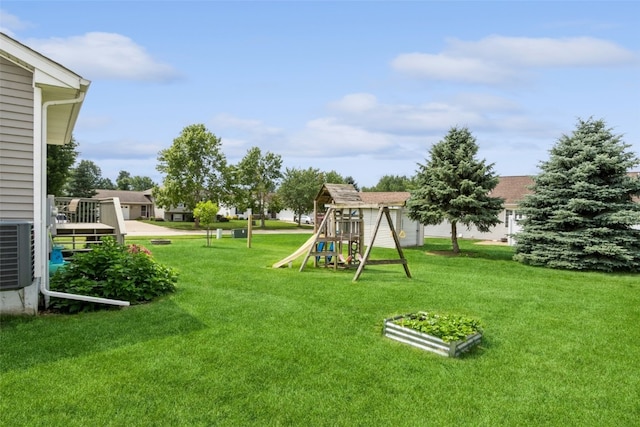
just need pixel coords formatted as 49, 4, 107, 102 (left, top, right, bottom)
0, 299, 206, 373
419, 239, 514, 262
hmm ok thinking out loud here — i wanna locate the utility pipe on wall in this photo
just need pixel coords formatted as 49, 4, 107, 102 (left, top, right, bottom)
40, 94, 130, 307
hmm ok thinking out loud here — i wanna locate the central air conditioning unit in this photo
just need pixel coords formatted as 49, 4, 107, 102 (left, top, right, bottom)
0, 221, 34, 291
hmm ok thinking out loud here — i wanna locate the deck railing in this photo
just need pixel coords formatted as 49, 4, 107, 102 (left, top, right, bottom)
53, 197, 126, 244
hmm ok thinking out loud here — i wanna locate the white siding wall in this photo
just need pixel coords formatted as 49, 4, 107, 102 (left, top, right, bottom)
0, 57, 38, 315
0, 57, 34, 219
362, 207, 423, 248
423, 208, 510, 242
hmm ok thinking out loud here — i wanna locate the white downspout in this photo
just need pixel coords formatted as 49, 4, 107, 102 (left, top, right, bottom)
40, 94, 129, 307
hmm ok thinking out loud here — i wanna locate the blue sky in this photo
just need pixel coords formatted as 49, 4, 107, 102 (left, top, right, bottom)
2, 1, 639, 188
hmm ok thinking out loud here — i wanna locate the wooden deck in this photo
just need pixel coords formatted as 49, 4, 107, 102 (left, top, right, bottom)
53, 223, 117, 254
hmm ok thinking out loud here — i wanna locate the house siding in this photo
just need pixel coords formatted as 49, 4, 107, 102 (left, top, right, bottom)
424, 218, 508, 241
362, 207, 423, 248
0, 57, 34, 220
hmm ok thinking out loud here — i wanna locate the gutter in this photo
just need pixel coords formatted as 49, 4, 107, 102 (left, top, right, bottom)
37, 277, 130, 307
40, 93, 130, 307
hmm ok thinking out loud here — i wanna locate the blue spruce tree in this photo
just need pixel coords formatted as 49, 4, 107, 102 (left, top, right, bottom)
514, 118, 640, 272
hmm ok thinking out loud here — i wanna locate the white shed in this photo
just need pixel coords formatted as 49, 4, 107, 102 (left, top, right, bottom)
359, 192, 424, 248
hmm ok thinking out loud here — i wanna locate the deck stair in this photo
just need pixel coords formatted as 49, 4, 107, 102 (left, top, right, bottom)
53, 223, 118, 256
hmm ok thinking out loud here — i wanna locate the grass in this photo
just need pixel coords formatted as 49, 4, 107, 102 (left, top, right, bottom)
1, 236, 639, 426
140, 218, 312, 231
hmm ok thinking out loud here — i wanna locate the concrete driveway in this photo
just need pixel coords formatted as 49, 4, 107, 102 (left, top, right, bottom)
124, 220, 205, 237
123, 220, 313, 237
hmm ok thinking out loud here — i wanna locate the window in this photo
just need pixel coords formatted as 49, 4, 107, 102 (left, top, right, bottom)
505, 210, 513, 228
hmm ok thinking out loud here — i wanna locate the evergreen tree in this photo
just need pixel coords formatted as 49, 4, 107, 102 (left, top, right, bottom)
514, 118, 640, 272
47, 136, 78, 195
407, 126, 503, 253
344, 176, 359, 191
67, 160, 101, 197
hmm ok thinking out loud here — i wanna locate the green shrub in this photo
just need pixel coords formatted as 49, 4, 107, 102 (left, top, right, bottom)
393, 311, 483, 342
49, 237, 178, 313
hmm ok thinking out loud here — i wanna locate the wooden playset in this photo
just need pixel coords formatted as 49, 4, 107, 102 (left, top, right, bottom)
273, 184, 411, 281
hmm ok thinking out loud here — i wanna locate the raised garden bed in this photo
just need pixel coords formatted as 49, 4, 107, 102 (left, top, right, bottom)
383, 312, 483, 357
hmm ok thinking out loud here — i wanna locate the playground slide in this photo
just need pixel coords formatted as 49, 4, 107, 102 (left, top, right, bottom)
272, 233, 319, 268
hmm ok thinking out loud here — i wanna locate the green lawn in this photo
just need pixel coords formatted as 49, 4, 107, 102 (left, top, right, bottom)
2, 236, 639, 426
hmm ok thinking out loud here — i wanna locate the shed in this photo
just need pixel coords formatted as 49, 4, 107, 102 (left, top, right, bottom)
359, 192, 424, 248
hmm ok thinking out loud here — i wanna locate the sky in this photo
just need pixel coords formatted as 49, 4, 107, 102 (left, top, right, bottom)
2, 1, 639, 188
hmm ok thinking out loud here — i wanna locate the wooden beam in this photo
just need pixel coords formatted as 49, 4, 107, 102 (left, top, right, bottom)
353, 206, 411, 281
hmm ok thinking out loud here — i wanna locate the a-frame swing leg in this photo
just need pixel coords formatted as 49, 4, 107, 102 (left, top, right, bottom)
353, 206, 411, 281
384, 207, 411, 279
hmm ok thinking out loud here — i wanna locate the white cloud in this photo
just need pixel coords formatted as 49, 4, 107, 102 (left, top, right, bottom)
209, 113, 288, 158
25, 32, 180, 82
291, 117, 394, 157
329, 93, 378, 113
391, 53, 515, 84
75, 115, 114, 131
328, 92, 486, 134
392, 35, 639, 84
212, 91, 554, 162
0, 9, 32, 36
449, 93, 521, 112
448, 35, 638, 67
210, 113, 282, 135
79, 139, 162, 160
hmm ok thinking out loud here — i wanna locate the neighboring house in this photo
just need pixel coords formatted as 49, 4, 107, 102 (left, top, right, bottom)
422, 176, 534, 242
359, 192, 424, 248
93, 189, 154, 220
0, 33, 90, 315
161, 203, 192, 222
423, 173, 639, 243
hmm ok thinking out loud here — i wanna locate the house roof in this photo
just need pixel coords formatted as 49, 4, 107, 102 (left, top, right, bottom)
93, 189, 153, 204
488, 173, 640, 206
359, 192, 411, 205
0, 32, 90, 145
490, 176, 535, 206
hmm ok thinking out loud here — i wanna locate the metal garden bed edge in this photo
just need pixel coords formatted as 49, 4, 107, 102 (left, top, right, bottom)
383, 313, 482, 357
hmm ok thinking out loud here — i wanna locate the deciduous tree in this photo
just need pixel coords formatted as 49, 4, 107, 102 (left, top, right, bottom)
514, 118, 640, 272
193, 200, 219, 247
116, 170, 132, 190
362, 175, 414, 192
154, 124, 229, 224
129, 175, 155, 191
407, 126, 503, 254
232, 147, 282, 228
279, 167, 324, 225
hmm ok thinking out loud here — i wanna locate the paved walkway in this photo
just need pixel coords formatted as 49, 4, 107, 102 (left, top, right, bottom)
124, 220, 312, 237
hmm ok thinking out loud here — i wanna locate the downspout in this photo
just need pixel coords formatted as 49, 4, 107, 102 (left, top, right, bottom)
40, 93, 129, 307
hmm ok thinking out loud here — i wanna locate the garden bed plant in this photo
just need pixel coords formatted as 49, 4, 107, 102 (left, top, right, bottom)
384, 311, 483, 357
48, 237, 178, 313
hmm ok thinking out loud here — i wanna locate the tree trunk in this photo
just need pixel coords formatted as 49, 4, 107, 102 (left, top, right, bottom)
450, 221, 460, 254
